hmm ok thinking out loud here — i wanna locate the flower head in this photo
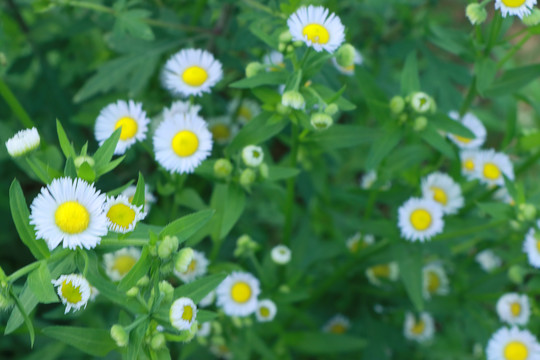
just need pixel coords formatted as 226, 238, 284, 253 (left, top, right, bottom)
174, 250, 209, 283
422, 263, 450, 300
404, 312, 435, 343
495, 0, 537, 19
104, 247, 141, 281
496, 293, 530, 326
52, 274, 91, 313
447, 111, 486, 149
323, 314, 350, 334
398, 197, 444, 242
6, 127, 40, 157
170, 297, 197, 331
271, 245, 291, 265
421, 172, 464, 215
486, 326, 540, 360
216, 272, 260, 317
476, 249, 503, 272
242, 145, 264, 167
103, 196, 144, 233
475, 149, 514, 187
256, 299, 277, 322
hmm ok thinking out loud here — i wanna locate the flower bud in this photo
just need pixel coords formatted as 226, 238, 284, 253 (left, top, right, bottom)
126, 287, 139, 297
466, 4, 487, 25
310, 113, 333, 130
74, 155, 95, 168
110, 324, 128, 347
278, 43, 287, 52
508, 265, 527, 285
6, 128, 40, 158
279, 30, 292, 43
158, 235, 179, 259
523, 8, 540, 26
324, 103, 339, 116
413, 117, 428, 131
137, 275, 150, 287
159, 280, 174, 303
517, 203, 537, 222
234, 234, 259, 257
175, 248, 195, 273
390, 96, 405, 115
259, 163, 269, 179
214, 158, 233, 178
240, 168, 256, 188
150, 333, 166, 350
276, 103, 290, 115
245, 62, 264, 78
335, 44, 356, 68
410, 92, 434, 114
282, 90, 305, 110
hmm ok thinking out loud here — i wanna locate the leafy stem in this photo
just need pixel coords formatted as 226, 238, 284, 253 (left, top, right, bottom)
283, 120, 300, 246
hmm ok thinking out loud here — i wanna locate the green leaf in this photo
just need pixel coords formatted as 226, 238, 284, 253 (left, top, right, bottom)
401, 52, 421, 95
9, 287, 35, 347
56, 120, 76, 159
365, 127, 401, 170
27, 262, 58, 304
9, 179, 49, 260
77, 161, 96, 183
226, 112, 286, 155
26, 157, 53, 184
132, 172, 146, 208
395, 243, 424, 311
209, 183, 246, 241
64, 157, 77, 178
93, 128, 121, 174
266, 166, 300, 181
421, 125, 456, 159
173, 273, 227, 303
115, 10, 154, 41
519, 130, 540, 150
95, 155, 125, 177
117, 247, 150, 292
249, 21, 278, 49
127, 322, 146, 360
159, 209, 215, 241
304, 125, 378, 150
5, 284, 38, 336
484, 64, 540, 97
284, 332, 366, 354
431, 113, 475, 138
229, 72, 288, 89
196, 309, 218, 323
475, 58, 497, 95
42, 326, 117, 357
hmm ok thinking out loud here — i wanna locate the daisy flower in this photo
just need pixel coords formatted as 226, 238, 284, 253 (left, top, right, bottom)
422, 263, 450, 300
486, 326, 540, 360
366, 262, 399, 286
5, 127, 40, 157
404, 312, 435, 343
346, 232, 374, 253
523, 222, 540, 268
287, 5, 345, 53
447, 111, 486, 149
262, 51, 285, 71
398, 198, 444, 242
332, 48, 363, 76
323, 314, 350, 334
495, 0, 537, 19
410, 92, 434, 114
52, 274, 91, 313
104, 247, 141, 281
256, 299, 277, 322
242, 145, 264, 167
197, 322, 211, 337
421, 172, 464, 215
170, 297, 197, 331
476, 249, 503, 272
153, 112, 213, 174
271, 245, 291, 265
174, 250, 209, 283
121, 185, 157, 215
163, 100, 202, 119
162, 48, 223, 97
228, 98, 261, 125
461, 149, 482, 180
216, 272, 260, 317
496, 293, 530, 326
475, 149, 514, 187
207, 116, 238, 145
103, 196, 144, 233
30, 177, 108, 250
199, 290, 216, 308
95, 100, 149, 155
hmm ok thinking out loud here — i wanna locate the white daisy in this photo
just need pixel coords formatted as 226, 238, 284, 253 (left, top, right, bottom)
197, 322, 211, 337
476, 249, 503, 272
104, 247, 141, 281
228, 98, 261, 125
323, 314, 350, 334
256, 299, 277, 322
366, 262, 399, 286
162, 48, 223, 97
199, 290, 216, 308
163, 100, 202, 119
95, 100, 149, 155
89, 286, 99, 302
5, 127, 40, 157
346, 232, 374, 253
496, 293, 530, 326
475, 149, 514, 187
332, 48, 363, 76
103, 196, 144, 233
495, 0, 537, 19
461, 149, 482, 180
447, 111, 486, 149
174, 250, 209, 283
153, 112, 213, 174
398, 197, 444, 242
52, 274, 91, 313
271, 245, 291, 265
242, 145, 264, 167
422, 263, 450, 300
360, 170, 377, 189
410, 92, 434, 114
421, 172, 464, 215
262, 51, 285, 71
523, 222, 540, 268
170, 297, 197, 331
120, 185, 157, 215
216, 272, 260, 317
207, 116, 238, 145
30, 177, 108, 250
287, 5, 345, 53
404, 312, 435, 343
486, 326, 540, 360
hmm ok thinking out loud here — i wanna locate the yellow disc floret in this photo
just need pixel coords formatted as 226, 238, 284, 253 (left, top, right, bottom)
182, 305, 193, 322
371, 264, 391, 278
330, 323, 347, 334
107, 203, 136, 229
464, 159, 475, 171
501, 0, 527, 7
112, 255, 137, 277
61, 280, 83, 304
231, 281, 252, 303
454, 135, 472, 144
427, 271, 440, 293
511, 302, 522, 317
114, 117, 138, 140
411, 320, 425, 335
259, 306, 270, 318
483, 162, 501, 180
182, 66, 208, 87
431, 187, 448, 205
302, 24, 330, 44
210, 124, 231, 141
172, 130, 199, 157
410, 209, 432, 231
504, 341, 528, 360
55, 201, 90, 234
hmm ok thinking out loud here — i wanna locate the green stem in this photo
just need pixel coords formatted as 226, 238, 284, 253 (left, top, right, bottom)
100, 238, 148, 247
498, 32, 532, 69
0, 78, 35, 128
7, 248, 70, 282
68, 1, 115, 14
459, 76, 477, 117
485, 12, 503, 56
125, 314, 149, 332
283, 121, 300, 246
364, 190, 379, 219
248, 253, 265, 281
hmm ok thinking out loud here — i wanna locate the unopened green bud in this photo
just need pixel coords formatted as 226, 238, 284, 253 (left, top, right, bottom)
510, 220, 522, 231
246, 62, 264, 78
523, 8, 540, 26
175, 248, 194, 273
159, 280, 174, 303
0, 292, 13, 311
137, 275, 150, 287
279, 285, 290, 293
234, 234, 259, 257
293, 40, 303, 48
74, 155, 95, 168
240, 168, 256, 188
259, 163, 269, 179
410, 92, 434, 114
282, 90, 305, 110
278, 43, 287, 52
518, 203, 537, 222
390, 96, 405, 115
126, 287, 139, 297
211, 322, 223, 335
150, 333, 166, 350
276, 103, 290, 115
324, 103, 339, 116
279, 30, 292, 43
286, 45, 294, 54
111, 325, 128, 347
214, 158, 233, 178
310, 112, 333, 131
158, 235, 179, 259
413, 117, 428, 131
335, 44, 356, 68
508, 265, 527, 285
243, 317, 253, 327
466, 4, 487, 25
231, 316, 243, 328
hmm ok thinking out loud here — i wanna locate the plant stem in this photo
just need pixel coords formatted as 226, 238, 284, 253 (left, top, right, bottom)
7, 248, 71, 282
283, 121, 299, 246
459, 76, 477, 117
0, 78, 35, 128
100, 238, 148, 246
497, 32, 532, 69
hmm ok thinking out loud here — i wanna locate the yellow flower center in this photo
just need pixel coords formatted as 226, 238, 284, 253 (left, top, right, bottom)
349, 239, 360, 253
230, 281, 252, 303
431, 187, 448, 206
107, 203, 136, 230
55, 201, 90, 234
411, 320, 425, 335
371, 264, 391, 278
410, 209, 432, 231
302, 24, 330, 44
504, 341, 528, 360
483, 162, 501, 180
210, 124, 231, 141
454, 135, 472, 144
343, 64, 355, 71
114, 117, 138, 141
427, 271, 440, 293
61, 279, 82, 304
259, 306, 270, 318
184, 259, 197, 274
182, 305, 193, 322
171, 130, 199, 157
511, 302, 522, 316
112, 255, 137, 276
464, 159, 475, 171
238, 106, 253, 121
501, 0, 527, 7
536, 240, 540, 253
182, 66, 208, 87
330, 323, 347, 334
